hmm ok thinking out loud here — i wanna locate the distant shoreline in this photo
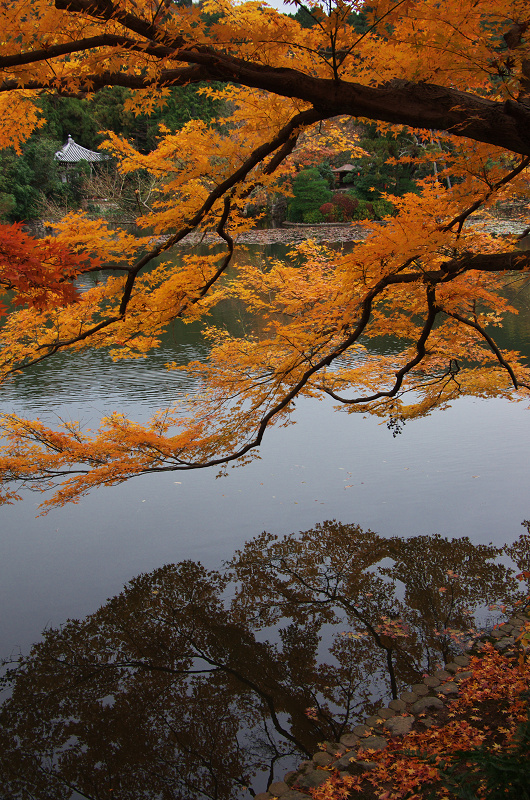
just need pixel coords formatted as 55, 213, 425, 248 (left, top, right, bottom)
26, 215, 529, 248
175, 223, 372, 247
174, 216, 529, 247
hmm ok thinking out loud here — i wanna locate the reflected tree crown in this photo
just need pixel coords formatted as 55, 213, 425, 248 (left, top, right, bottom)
1, 522, 528, 799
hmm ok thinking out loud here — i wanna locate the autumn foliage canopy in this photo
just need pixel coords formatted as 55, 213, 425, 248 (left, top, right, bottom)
0, 0, 530, 508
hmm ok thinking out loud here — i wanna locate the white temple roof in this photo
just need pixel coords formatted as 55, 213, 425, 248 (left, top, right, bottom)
54, 135, 110, 163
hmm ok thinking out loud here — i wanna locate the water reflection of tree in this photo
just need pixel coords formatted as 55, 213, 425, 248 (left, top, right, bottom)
229, 523, 522, 705
1, 523, 527, 800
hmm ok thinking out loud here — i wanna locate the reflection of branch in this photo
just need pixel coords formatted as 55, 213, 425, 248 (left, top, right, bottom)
260, 724, 297, 791
163, 717, 241, 800
273, 560, 400, 700
334, 594, 399, 700
43, 772, 98, 800
182, 637, 312, 756
47, 656, 218, 689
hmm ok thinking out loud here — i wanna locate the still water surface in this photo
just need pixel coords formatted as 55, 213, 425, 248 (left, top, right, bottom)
1, 243, 530, 797
1, 244, 530, 653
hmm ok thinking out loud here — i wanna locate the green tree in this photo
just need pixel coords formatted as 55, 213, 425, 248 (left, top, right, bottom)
0, 137, 64, 221
287, 167, 332, 222
343, 124, 425, 200
39, 85, 223, 154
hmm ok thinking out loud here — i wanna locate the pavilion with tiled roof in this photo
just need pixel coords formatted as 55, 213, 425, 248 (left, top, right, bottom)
331, 163, 358, 187
54, 135, 110, 182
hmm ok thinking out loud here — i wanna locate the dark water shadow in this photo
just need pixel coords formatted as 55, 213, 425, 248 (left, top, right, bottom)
1, 521, 529, 799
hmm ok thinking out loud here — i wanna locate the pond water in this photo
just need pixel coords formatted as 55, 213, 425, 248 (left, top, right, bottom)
1, 242, 530, 798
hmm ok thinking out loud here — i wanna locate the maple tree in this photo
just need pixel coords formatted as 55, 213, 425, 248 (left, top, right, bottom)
0, 0, 530, 507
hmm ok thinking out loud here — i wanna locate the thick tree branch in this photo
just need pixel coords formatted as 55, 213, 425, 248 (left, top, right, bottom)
0, 66, 208, 94
0, 35, 174, 69
440, 250, 530, 276
54, 0, 186, 48
3, 45, 530, 155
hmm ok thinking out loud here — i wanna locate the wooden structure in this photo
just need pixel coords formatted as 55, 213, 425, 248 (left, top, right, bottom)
331, 164, 357, 187
54, 135, 110, 183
